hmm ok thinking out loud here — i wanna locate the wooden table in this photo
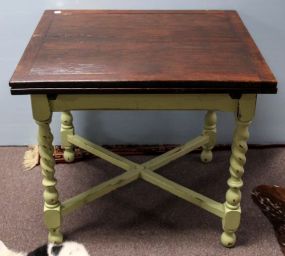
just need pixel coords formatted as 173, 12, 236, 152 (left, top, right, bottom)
10, 10, 277, 248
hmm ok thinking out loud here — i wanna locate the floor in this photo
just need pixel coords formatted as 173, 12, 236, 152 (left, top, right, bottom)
0, 147, 283, 256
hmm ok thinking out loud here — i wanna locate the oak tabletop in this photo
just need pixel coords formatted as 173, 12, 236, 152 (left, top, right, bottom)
10, 10, 277, 95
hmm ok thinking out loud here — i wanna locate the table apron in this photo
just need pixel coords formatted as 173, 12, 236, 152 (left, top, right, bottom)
47, 94, 239, 112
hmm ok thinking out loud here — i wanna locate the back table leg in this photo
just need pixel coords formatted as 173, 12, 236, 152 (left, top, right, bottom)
200, 110, 217, 163
61, 111, 75, 162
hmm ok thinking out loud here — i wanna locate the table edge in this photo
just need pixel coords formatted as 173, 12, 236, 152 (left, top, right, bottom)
10, 81, 278, 95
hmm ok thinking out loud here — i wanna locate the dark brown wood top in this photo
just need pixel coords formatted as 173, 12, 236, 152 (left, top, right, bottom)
10, 10, 277, 95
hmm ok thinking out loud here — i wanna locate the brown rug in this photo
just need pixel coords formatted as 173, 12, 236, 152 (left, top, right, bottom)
0, 147, 283, 255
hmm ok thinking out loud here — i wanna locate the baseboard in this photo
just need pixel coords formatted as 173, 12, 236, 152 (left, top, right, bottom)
66, 143, 285, 156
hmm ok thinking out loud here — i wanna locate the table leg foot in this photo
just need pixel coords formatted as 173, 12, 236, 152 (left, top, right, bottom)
48, 228, 63, 243
221, 203, 241, 248
221, 231, 236, 248
44, 204, 62, 243
200, 110, 216, 163
63, 150, 75, 163
61, 111, 75, 162
200, 150, 213, 163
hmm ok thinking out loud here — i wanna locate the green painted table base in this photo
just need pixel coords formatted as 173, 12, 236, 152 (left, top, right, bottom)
31, 93, 256, 248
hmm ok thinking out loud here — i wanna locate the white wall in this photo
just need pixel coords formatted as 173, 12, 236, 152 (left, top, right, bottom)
0, 0, 284, 145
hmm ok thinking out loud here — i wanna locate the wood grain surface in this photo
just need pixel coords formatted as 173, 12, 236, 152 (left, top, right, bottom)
10, 10, 277, 94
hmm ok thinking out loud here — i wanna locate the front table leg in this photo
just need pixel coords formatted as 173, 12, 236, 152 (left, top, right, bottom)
221, 117, 251, 247
221, 94, 256, 247
32, 95, 63, 243
36, 117, 63, 243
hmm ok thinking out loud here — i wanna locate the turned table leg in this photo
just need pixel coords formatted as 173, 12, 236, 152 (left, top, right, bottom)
61, 111, 75, 162
221, 117, 251, 247
32, 95, 63, 243
36, 118, 63, 243
220, 94, 256, 248
201, 110, 217, 163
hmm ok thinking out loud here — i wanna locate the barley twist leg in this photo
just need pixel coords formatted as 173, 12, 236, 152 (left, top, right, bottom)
37, 118, 63, 243
221, 119, 251, 247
